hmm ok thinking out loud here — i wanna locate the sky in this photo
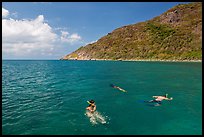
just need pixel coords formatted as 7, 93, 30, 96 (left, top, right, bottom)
2, 2, 190, 60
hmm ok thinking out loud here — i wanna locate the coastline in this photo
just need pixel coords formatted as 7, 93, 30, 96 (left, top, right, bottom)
61, 58, 202, 62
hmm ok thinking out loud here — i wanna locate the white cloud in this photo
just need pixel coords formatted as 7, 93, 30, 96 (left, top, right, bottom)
2, 7, 9, 18
2, 13, 57, 58
2, 15, 57, 43
61, 30, 69, 37
2, 7, 83, 59
60, 31, 81, 43
70, 33, 81, 40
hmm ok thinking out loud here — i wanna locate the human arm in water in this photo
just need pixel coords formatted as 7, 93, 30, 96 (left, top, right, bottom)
92, 105, 96, 112
86, 105, 96, 113
164, 97, 173, 100
152, 96, 159, 98
86, 106, 90, 111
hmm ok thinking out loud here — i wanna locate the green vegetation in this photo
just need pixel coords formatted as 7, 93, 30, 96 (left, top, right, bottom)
62, 2, 202, 61
146, 22, 176, 43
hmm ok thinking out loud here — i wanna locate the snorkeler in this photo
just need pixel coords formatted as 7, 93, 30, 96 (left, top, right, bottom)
86, 100, 96, 113
146, 94, 173, 105
85, 100, 107, 124
110, 84, 127, 92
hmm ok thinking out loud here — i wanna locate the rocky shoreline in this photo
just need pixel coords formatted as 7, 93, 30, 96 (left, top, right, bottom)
61, 58, 202, 62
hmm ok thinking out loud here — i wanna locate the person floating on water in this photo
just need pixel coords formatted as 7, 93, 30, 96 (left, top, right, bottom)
110, 84, 127, 92
86, 100, 96, 113
85, 100, 106, 124
145, 94, 173, 106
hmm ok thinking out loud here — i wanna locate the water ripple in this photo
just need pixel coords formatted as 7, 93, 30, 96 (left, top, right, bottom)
2, 61, 202, 135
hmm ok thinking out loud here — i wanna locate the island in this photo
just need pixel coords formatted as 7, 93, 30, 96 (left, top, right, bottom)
61, 2, 202, 62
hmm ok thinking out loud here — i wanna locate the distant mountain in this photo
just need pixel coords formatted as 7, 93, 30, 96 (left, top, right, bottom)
61, 2, 202, 61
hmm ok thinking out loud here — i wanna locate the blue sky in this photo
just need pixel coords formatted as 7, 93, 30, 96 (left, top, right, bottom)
2, 2, 190, 59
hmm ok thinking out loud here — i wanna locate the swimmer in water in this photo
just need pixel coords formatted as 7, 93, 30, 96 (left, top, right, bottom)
86, 100, 96, 113
110, 84, 127, 92
146, 94, 173, 105
85, 100, 107, 124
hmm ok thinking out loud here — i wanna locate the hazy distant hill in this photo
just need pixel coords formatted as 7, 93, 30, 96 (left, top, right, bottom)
61, 2, 202, 61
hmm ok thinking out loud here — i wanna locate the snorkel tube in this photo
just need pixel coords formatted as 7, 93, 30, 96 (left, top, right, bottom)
87, 101, 91, 104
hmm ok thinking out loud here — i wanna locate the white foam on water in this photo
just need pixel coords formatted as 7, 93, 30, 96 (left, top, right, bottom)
85, 111, 107, 125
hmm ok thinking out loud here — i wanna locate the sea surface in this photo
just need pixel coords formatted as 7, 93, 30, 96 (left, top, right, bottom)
2, 60, 202, 135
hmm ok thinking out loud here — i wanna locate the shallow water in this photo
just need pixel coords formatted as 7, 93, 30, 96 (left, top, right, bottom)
2, 60, 202, 135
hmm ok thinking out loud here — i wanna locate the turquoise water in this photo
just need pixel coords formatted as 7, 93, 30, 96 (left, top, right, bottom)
2, 60, 202, 135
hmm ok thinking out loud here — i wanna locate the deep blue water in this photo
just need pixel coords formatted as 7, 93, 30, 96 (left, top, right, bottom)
2, 60, 202, 135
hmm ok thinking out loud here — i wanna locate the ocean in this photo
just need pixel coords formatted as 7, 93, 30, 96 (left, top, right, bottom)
2, 60, 202, 135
